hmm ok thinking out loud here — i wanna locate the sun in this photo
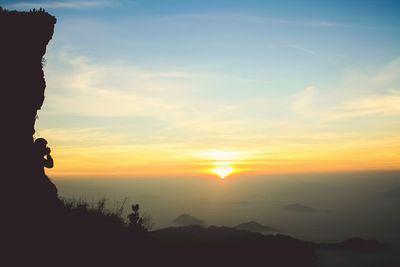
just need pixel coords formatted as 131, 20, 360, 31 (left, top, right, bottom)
212, 166, 234, 179
199, 150, 242, 179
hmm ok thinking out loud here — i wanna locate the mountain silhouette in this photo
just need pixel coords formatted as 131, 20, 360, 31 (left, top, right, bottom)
319, 237, 385, 252
173, 213, 204, 226
235, 221, 279, 233
151, 225, 316, 267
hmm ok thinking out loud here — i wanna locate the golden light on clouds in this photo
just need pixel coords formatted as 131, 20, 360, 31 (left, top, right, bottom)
42, 137, 400, 178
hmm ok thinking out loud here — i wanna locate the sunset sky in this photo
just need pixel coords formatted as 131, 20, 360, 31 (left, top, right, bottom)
5, 0, 400, 177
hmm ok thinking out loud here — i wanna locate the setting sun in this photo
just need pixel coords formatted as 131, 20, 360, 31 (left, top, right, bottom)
212, 166, 234, 179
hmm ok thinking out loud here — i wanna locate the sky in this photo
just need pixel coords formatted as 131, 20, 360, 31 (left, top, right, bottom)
4, 0, 400, 178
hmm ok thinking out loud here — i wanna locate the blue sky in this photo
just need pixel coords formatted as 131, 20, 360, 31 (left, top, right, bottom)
3, 0, 400, 177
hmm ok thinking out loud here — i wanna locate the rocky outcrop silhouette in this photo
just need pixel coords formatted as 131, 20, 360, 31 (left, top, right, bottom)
1, 8, 58, 212
0, 8, 62, 264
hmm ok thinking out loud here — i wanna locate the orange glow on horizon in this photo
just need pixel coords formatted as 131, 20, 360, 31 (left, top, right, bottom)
211, 166, 234, 179
43, 143, 400, 178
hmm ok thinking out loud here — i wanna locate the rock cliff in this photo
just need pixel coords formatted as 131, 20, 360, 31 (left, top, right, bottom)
0, 8, 59, 227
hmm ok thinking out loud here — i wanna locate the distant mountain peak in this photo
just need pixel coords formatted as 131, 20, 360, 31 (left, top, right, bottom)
173, 214, 204, 226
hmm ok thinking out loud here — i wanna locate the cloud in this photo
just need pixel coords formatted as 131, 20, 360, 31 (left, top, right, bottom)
291, 88, 400, 121
277, 45, 318, 56
43, 49, 286, 137
292, 87, 400, 120
39, 48, 400, 176
156, 13, 375, 30
372, 58, 400, 85
291, 86, 316, 115
37, 127, 127, 146
46, 51, 400, 142
291, 58, 400, 121
7, 0, 115, 10
43, 50, 195, 121
332, 91, 400, 119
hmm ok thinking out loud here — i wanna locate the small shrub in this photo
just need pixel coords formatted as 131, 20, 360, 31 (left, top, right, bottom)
127, 204, 148, 234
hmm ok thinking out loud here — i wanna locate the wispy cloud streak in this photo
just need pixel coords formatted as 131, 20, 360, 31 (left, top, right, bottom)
7, 0, 115, 10
156, 13, 376, 30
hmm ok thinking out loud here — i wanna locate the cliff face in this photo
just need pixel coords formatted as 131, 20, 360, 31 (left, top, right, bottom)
0, 9, 58, 217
